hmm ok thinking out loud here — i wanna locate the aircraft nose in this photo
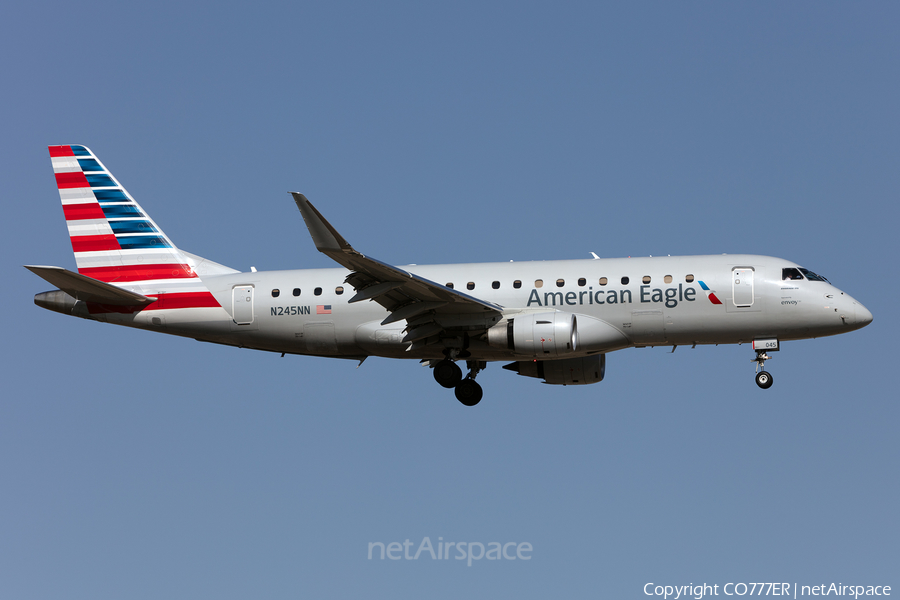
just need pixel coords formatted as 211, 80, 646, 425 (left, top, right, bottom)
854, 301, 873, 328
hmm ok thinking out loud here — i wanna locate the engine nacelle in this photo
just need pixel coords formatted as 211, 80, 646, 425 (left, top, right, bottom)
503, 355, 605, 385
487, 312, 577, 358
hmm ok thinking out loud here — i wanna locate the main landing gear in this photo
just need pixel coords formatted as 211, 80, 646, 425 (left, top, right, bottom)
433, 358, 485, 406
753, 349, 774, 389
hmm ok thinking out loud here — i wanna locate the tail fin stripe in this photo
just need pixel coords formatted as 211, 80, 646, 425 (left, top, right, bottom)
59, 188, 96, 204
146, 292, 221, 310
71, 235, 121, 253
67, 221, 114, 237
109, 220, 156, 234
79, 264, 197, 283
85, 174, 117, 187
74, 252, 185, 268
51, 158, 80, 172
93, 190, 130, 201
86, 291, 221, 314
55, 172, 90, 188
99, 204, 143, 218
49, 145, 75, 157
63, 203, 106, 221
117, 237, 172, 250
77, 158, 103, 171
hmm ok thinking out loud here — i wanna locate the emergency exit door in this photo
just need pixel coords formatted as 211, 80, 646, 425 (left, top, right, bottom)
732, 268, 754, 307
232, 285, 255, 325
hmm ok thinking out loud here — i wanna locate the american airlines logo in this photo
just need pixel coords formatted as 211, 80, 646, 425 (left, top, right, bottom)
698, 281, 723, 305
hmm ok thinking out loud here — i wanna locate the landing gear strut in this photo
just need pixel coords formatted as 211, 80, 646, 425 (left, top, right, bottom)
454, 360, 485, 406
753, 350, 774, 389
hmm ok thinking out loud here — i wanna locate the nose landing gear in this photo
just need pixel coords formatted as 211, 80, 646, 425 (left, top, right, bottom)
753, 350, 774, 389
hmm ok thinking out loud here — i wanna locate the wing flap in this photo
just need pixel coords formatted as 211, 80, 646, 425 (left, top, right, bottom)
348, 280, 405, 303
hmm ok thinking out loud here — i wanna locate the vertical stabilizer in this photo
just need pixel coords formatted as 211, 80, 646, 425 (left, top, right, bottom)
48, 145, 220, 309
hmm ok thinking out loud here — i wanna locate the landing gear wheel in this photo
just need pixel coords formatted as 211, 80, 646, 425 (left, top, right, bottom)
755, 371, 774, 389
455, 379, 483, 406
433, 360, 462, 389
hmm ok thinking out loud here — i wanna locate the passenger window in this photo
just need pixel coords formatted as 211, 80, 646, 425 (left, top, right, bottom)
783, 268, 804, 281
446, 282, 454, 289
271, 289, 280, 298
292, 288, 301, 297
578, 278, 586, 286
467, 282, 475, 290
664, 275, 672, 284
599, 277, 608, 286
535, 279, 543, 288
492, 281, 500, 289
642, 276, 651, 284
513, 280, 522, 289
621, 277, 629, 285
685, 274, 694, 283
335, 286, 344, 295
314, 287, 322, 296
556, 279, 565, 287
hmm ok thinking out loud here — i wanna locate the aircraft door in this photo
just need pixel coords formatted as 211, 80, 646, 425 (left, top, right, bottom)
305, 322, 338, 354
232, 285, 256, 326
732, 268, 754, 307
630, 309, 666, 345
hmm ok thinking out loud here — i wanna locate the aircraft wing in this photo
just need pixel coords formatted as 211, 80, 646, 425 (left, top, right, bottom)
292, 193, 503, 341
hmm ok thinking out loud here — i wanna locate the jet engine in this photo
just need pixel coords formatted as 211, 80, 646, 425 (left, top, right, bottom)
503, 355, 605, 385
486, 313, 629, 357
486, 312, 577, 357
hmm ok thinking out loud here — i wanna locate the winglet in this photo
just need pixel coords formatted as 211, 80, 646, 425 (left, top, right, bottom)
291, 192, 353, 253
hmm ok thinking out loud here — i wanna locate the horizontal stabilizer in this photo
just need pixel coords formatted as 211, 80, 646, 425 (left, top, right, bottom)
24, 265, 157, 306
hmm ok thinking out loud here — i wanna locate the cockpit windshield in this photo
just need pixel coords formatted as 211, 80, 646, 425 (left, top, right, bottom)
799, 268, 829, 283
782, 268, 803, 281
782, 267, 830, 283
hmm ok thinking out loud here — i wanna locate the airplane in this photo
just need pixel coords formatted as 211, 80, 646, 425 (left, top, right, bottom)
27, 145, 873, 406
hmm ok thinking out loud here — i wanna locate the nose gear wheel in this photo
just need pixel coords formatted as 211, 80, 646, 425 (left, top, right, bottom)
755, 370, 773, 389
752, 350, 774, 389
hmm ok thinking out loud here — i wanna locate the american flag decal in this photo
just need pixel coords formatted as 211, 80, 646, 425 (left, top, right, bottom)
316, 305, 332, 314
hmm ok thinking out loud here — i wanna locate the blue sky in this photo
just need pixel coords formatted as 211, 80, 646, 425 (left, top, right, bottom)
2, 2, 897, 598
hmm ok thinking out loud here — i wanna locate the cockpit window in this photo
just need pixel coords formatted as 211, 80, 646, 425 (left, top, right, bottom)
799, 268, 829, 282
782, 268, 804, 281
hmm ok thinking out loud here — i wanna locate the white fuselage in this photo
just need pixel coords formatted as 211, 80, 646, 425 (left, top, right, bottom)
88, 254, 870, 361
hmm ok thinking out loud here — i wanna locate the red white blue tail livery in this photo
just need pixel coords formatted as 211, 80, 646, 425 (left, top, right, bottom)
42, 145, 229, 311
